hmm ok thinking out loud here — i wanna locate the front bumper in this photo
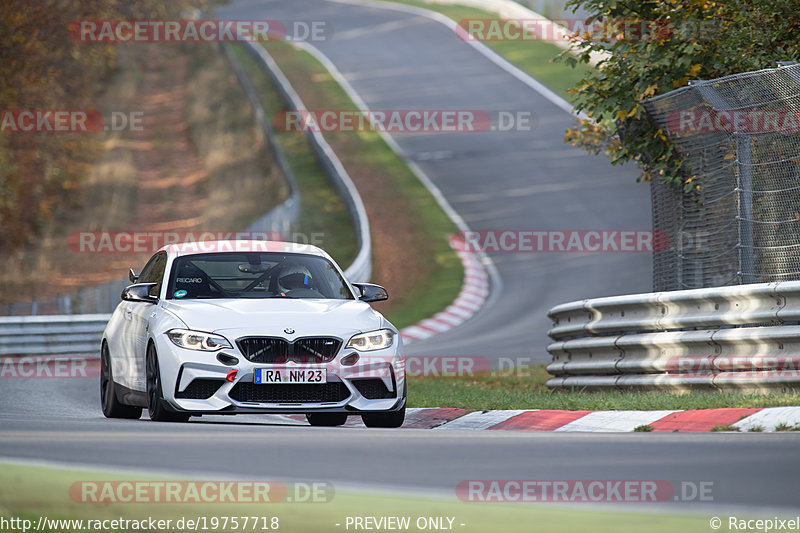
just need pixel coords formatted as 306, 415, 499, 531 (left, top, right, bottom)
156, 335, 406, 415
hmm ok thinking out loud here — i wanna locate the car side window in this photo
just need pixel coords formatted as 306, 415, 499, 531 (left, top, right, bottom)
138, 252, 167, 297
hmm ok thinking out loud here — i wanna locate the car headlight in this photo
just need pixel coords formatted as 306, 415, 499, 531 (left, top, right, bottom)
167, 329, 232, 351
346, 329, 395, 351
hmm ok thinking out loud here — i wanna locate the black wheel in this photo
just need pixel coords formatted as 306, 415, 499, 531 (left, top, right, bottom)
362, 406, 405, 428
306, 413, 348, 427
362, 381, 406, 428
146, 344, 189, 422
100, 343, 142, 419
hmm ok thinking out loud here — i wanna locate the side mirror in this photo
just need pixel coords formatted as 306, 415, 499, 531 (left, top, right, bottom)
121, 283, 158, 304
353, 283, 388, 303
129, 268, 139, 283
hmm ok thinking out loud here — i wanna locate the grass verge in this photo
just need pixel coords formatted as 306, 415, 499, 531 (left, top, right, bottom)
232, 41, 463, 329
0, 463, 712, 533
183, 43, 288, 231
408, 364, 800, 410
374, 2, 800, 410
228, 44, 358, 268
381, 0, 592, 101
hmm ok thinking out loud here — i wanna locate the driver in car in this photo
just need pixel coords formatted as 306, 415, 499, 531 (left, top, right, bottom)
277, 266, 317, 297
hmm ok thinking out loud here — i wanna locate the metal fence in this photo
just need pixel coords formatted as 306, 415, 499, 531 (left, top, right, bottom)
643, 63, 800, 292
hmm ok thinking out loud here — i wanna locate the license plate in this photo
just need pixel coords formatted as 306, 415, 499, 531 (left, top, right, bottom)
255, 367, 326, 384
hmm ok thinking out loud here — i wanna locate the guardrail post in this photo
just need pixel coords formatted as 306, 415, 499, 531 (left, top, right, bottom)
734, 132, 755, 283
691, 82, 755, 285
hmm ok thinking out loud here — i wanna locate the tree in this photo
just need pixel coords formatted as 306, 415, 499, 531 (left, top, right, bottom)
0, 0, 219, 251
561, 0, 799, 191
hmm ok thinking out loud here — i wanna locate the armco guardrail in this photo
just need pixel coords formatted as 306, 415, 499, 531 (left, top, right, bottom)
0, 315, 111, 357
221, 42, 299, 203
237, 41, 372, 284
546, 281, 800, 392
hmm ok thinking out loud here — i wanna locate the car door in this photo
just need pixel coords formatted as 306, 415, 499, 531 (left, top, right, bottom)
125, 252, 166, 391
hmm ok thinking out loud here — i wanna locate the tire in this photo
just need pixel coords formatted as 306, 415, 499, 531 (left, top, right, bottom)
362, 406, 405, 428
362, 380, 406, 428
306, 413, 348, 427
146, 343, 189, 423
100, 343, 142, 419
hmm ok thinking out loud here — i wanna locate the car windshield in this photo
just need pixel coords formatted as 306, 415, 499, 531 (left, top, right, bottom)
167, 252, 354, 300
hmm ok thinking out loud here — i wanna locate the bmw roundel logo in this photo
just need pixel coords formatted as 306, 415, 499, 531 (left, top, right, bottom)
284, 328, 295, 335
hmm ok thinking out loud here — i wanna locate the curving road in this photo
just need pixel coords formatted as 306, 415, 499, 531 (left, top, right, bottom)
216, 0, 652, 364
2, 378, 800, 511
2, 0, 796, 522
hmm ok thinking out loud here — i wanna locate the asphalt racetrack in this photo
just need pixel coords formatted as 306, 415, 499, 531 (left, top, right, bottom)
215, 0, 653, 364
1, 1, 796, 523
1, 376, 799, 510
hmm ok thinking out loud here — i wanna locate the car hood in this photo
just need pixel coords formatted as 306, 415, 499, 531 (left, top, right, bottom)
161, 298, 389, 338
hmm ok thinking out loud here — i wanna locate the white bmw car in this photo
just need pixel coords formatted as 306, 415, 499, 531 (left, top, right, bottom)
100, 240, 406, 427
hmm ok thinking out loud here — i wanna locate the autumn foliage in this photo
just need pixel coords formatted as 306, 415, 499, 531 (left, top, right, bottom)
0, 0, 218, 252
560, 0, 800, 189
